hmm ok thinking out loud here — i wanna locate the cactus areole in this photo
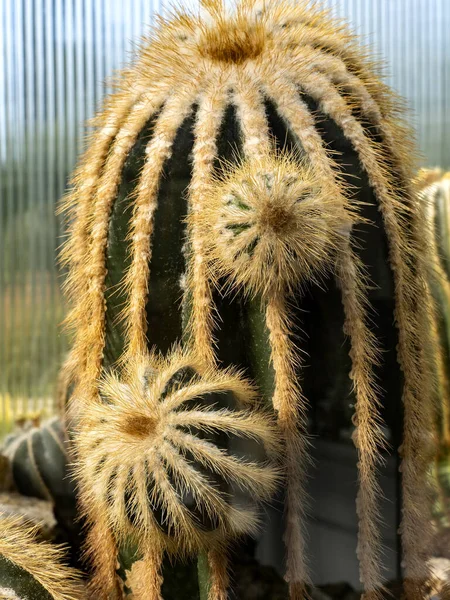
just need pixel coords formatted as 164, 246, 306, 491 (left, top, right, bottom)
61, 1, 437, 599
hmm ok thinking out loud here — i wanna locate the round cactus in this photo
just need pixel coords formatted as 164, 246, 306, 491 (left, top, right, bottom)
2, 418, 72, 503
76, 350, 281, 556
61, 1, 438, 599
203, 152, 352, 297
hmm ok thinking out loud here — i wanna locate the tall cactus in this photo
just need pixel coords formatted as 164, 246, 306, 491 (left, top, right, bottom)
0, 515, 83, 600
61, 1, 438, 599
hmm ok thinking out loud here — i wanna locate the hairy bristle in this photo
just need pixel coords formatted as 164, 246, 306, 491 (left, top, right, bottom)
198, 18, 266, 63
266, 293, 311, 596
185, 75, 228, 366
126, 542, 164, 600
82, 509, 123, 599
0, 515, 83, 600
207, 547, 229, 600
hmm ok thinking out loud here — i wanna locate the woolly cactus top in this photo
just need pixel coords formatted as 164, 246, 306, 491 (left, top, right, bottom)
61, 2, 438, 599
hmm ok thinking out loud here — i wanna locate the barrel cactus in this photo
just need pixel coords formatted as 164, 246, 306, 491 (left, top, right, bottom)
60, 1, 437, 599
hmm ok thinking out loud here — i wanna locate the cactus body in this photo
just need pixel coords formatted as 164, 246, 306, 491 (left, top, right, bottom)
61, 2, 437, 599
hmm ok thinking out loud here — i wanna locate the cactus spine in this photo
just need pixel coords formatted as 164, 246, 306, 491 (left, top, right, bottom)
61, 1, 437, 599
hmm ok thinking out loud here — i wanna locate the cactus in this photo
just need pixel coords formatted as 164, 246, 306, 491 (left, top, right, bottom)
75, 349, 281, 595
0, 417, 86, 572
1, 418, 73, 504
418, 171, 450, 526
60, 1, 437, 599
419, 170, 450, 448
0, 514, 83, 600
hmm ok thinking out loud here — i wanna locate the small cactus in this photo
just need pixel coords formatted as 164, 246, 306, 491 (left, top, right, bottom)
76, 350, 281, 555
1, 418, 82, 569
2, 418, 72, 504
203, 152, 352, 297
60, 1, 438, 599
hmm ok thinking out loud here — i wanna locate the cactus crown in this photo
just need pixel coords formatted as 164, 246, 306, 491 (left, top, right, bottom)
61, 1, 437, 598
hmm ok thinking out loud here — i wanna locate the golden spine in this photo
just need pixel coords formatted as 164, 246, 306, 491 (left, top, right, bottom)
83, 510, 122, 600
233, 78, 310, 598
122, 85, 201, 361
128, 542, 164, 600
187, 72, 228, 366
336, 247, 385, 599
266, 293, 310, 599
187, 75, 230, 599
207, 548, 229, 600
